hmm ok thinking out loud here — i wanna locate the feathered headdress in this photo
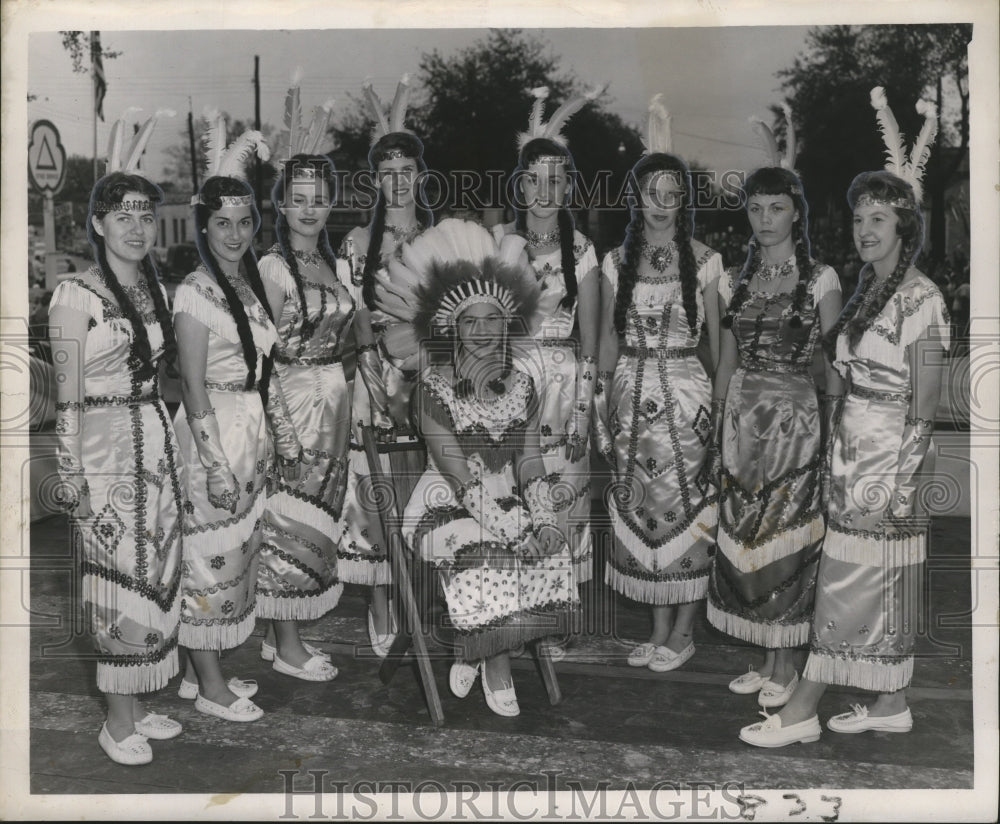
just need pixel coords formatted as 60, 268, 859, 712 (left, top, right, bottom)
372, 219, 540, 371
749, 101, 798, 171
363, 73, 414, 146
641, 94, 672, 155
105, 107, 176, 176
516, 84, 605, 151
279, 68, 336, 164
192, 108, 271, 205
868, 86, 938, 203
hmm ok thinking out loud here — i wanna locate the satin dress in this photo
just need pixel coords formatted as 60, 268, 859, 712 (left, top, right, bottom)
492, 224, 598, 585
707, 262, 841, 648
804, 274, 950, 692
50, 272, 184, 693
336, 232, 422, 587
603, 245, 723, 604
402, 368, 580, 660
172, 268, 277, 650
255, 249, 355, 620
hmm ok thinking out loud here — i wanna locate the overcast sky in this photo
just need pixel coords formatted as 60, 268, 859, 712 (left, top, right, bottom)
27, 26, 814, 181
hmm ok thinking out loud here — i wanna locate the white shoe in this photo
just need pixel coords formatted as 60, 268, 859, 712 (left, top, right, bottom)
449, 661, 480, 699
261, 640, 331, 663
739, 711, 821, 748
134, 713, 183, 740
194, 694, 264, 723
273, 653, 338, 682
648, 642, 695, 673
827, 704, 913, 734
758, 672, 799, 708
178, 676, 258, 701
368, 608, 397, 658
627, 643, 657, 667
482, 672, 520, 717
99, 723, 152, 765
729, 666, 767, 695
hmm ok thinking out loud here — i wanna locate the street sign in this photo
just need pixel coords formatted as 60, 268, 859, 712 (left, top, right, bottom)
28, 120, 67, 196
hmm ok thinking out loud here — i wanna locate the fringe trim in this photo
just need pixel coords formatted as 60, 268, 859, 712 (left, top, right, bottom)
172, 281, 241, 344
605, 565, 708, 606
96, 650, 179, 695
824, 523, 925, 567
717, 514, 825, 574
183, 496, 266, 555
266, 490, 338, 542
804, 651, 913, 693
51, 279, 104, 318
610, 501, 717, 571
259, 254, 297, 298
179, 604, 257, 651
83, 573, 181, 637
706, 599, 810, 648
456, 604, 579, 661
335, 555, 393, 587
255, 582, 344, 620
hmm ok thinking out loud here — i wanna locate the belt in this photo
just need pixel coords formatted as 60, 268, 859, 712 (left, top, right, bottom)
622, 346, 697, 360
205, 380, 259, 393
84, 393, 159, 406
274, 352, 343, 366
850, 384, 911, 404
739, 361, 811, 375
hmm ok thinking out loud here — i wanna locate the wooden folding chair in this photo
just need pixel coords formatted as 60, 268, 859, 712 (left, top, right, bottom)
360, 425, 563, 726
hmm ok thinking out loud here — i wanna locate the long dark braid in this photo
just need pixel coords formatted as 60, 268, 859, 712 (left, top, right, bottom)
363, 131, 433, 312
513, 137, 579, 310
87, 172, 172, 382
614, 153, 699, 335
823, 170, 924, 357
612, 207, 645, 335
140, 255, 177, 371
723, 167, 813, 331
361, 193, 387, 311
194, 176, 272, 394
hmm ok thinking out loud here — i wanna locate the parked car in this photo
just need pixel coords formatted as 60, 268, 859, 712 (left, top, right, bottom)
164, 244, 202, 282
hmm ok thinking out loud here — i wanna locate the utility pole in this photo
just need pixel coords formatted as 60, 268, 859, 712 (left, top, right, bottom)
187, 97, 199, 196
253, 55, 262, 213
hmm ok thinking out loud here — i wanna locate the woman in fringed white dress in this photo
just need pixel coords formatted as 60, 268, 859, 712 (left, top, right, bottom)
49, 167, 185, 765
254, 149, 352, 682
594, 108, 721, 674
173, 167, 276, 723
741, 89, 949, 747
338, 75, 433, 656
491, 87, 603, 603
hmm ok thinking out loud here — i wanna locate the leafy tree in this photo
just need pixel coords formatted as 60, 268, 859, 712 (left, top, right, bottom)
332, 29, 642, 227
774, 24, 971, 268
58, 31, 122, 73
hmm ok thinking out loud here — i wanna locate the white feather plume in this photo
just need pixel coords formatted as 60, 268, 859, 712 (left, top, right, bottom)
779, 101, 797, 170
870, 85, 905, 176
643, 94, 672, 155
905, 99, 938, 201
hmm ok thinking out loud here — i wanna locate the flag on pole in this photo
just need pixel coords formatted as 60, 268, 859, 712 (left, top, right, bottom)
91, 31, 106, 122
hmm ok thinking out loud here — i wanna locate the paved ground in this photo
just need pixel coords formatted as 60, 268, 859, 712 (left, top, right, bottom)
25, 511, 975, 806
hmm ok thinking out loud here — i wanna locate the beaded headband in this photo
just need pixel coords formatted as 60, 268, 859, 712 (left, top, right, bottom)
434, 281, 518, 329
854, 192, 915, 211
